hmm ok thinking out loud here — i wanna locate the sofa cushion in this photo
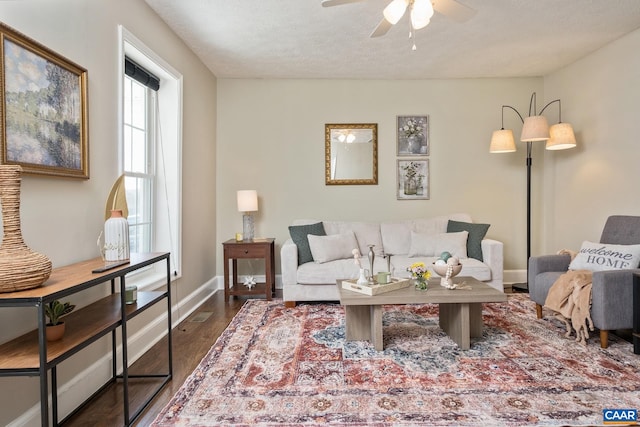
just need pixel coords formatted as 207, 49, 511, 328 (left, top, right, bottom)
308, 231, 358, 263
380, 222, 411, 255
410, 213, 472, 235
408, 231, 468, 259
296, 257, 388, 284
288, 222, 326, 265
447, 220, 490, 261
391, 255, 491, 282
568, 240, 640, 272
323, 221, 384, 257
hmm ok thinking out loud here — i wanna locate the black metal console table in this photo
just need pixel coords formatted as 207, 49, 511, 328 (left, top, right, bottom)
0, 252, 172, 426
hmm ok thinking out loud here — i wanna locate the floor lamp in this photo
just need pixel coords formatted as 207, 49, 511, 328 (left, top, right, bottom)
489, 92, 577, 293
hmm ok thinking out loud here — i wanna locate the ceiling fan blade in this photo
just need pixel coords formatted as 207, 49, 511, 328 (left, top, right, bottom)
370, 18, 393, 38
432, 0, 476, 23
321, 0, 365, 7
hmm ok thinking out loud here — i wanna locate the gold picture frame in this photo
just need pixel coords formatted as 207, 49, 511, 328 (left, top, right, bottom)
0, 22, 89, 179
325, 123, 378, 185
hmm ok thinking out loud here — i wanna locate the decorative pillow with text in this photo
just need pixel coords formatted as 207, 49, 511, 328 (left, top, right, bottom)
568, 240, 640, 272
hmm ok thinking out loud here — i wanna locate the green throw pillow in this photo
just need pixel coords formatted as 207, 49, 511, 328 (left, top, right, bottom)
288, 222, 326, 265
447, 220, 490, 261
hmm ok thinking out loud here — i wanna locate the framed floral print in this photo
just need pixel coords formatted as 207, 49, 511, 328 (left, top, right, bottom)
397, 159, 429, 200
0, 23, 89, 179
397, 115, 429, 156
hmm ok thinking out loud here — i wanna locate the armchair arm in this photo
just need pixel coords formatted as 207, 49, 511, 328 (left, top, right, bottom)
481, 238, 503, 291
281, 238, 299, 287
528, 254, 571, 284
590, 268, 640, 330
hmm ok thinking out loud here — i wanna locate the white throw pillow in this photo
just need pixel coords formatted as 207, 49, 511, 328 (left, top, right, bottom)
308, 231, 359, 263
323, 221, 384, 257
408, 231, 468, 259
380, 222, 411, 255
568, 240, 640, 272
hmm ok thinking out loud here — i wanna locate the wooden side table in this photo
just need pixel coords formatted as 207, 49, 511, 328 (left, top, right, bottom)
223, 238, 275, 301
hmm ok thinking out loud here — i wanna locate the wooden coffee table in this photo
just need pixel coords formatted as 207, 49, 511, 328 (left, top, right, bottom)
337, 276, 507, 350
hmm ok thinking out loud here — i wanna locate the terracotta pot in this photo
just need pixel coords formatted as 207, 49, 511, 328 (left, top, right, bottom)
46, 323, 66, 341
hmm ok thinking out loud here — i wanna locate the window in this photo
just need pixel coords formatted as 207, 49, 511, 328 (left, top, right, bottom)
120, 26, 182, 288
123, 75, 154, 254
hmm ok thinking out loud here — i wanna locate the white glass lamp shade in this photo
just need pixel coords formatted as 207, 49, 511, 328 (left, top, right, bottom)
410, 0, 434, 29
546, 122, 577, 150
489, 129, 516, 153
237, 190, 258, 212
520, 115, 550, 142
104, 209, 130, 261
383, 0, 408, 24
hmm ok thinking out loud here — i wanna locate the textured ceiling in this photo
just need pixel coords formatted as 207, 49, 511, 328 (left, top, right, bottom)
144, 0, 640, 79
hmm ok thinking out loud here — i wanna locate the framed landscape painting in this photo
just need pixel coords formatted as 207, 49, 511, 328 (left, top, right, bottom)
397, 115, 429, 156
0, 23, 89, 179
397, 159, 429, 200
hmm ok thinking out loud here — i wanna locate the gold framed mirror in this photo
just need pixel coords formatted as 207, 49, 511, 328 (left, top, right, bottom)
325, 123, 378, 185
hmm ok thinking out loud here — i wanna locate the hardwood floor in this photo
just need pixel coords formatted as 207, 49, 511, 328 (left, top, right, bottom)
64, 290, 268, 427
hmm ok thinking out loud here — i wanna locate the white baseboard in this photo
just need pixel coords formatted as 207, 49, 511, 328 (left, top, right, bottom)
502, 269, 528, 291
9, 277, 219, 427
216, 274, 284, 291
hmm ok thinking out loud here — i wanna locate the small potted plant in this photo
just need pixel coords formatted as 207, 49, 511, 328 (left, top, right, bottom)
44, 300, 76, 341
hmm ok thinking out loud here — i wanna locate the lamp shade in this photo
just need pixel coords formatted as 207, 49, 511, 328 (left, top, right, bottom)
520, 116, 549, 142
546, 122, 577, 150
383, 0, 408, 24
237, 190, 258, 212
489, 129, 516, 153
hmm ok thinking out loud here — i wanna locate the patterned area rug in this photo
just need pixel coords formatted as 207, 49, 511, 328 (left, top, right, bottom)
152, 295, 640, 426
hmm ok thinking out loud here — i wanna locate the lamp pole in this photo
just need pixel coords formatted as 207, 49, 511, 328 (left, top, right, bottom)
490, 93, 576, 293
512, 141, 533, 293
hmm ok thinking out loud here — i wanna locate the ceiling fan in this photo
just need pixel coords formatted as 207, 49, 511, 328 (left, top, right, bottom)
321, 0, 476, 39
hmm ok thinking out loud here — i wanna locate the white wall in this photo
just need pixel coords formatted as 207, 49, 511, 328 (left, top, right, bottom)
216, 78, 544, 273
541, 29, 640, 253
216, 29, 640, 276
0, 0, 217, 424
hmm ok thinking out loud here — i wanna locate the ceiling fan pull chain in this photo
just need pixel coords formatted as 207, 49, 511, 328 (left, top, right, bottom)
410, 18, 417, 50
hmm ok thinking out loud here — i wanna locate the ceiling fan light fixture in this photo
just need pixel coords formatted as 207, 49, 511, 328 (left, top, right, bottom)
410, 0, 434, 29
383, 0, 408, 25
410, 12, 430, 29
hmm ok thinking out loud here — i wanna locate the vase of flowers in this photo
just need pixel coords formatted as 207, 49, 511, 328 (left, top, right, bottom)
402, 118, 424, 154
408, 261, 431, 290
402, 161, 421, 195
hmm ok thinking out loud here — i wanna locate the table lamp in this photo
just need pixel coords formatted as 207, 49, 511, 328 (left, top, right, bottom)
237, 190, 258, 240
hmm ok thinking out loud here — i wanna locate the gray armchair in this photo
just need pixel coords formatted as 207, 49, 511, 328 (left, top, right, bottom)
528, 215, 640, 348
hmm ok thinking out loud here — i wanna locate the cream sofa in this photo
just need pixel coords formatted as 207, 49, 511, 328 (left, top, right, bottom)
281, 213, 503, 306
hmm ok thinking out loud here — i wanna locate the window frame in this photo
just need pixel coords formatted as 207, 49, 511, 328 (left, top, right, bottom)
118, 26, 183, 290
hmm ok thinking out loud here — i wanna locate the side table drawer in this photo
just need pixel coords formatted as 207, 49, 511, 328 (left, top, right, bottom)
224, 244, 269, 259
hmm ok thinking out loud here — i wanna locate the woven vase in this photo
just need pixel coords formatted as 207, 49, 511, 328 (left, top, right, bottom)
0, 165, 52, 293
